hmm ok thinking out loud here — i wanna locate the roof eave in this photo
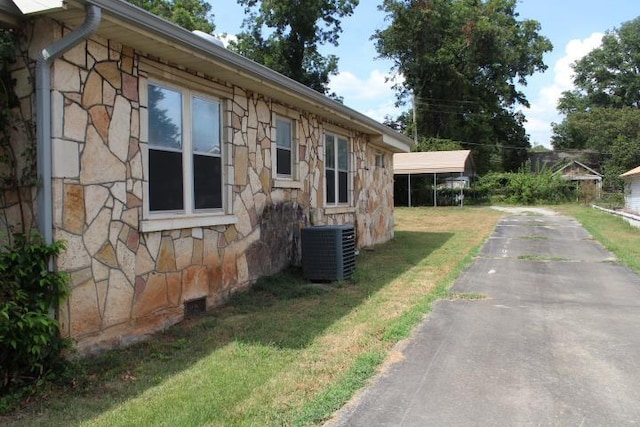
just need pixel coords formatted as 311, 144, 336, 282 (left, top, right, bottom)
42, 0, 413, 152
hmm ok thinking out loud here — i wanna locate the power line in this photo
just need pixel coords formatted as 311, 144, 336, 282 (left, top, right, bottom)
426, 139, 615, 155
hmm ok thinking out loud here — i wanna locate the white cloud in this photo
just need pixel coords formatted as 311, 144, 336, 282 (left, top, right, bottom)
329, 69, 404, 122
523, 32, 603, 147
362, 100, 403, 123
329, 70, 402, 102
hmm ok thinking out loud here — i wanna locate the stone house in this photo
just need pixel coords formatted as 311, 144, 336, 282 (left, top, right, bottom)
1, 1, 413, 353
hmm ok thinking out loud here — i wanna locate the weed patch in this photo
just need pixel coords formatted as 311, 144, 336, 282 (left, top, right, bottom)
519, 234, 549, 240
517, 254, 569, 262
447, 292, 489, 300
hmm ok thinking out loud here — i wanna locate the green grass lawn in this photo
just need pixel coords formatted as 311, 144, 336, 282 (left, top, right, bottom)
2, 207, 502, 427
6, 205, 638, 426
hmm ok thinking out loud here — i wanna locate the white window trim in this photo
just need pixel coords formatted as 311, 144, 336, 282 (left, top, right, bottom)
375, 150, 386, 168
325, 206, 356, 215
272, 179, 303, 189
140, 212, 238, 233
140, 77, 235, 232
324, 130, 353, 207
272, 111, 301, 188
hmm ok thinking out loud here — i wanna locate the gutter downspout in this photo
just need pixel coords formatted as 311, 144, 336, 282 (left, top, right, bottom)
35, 5, 101, 244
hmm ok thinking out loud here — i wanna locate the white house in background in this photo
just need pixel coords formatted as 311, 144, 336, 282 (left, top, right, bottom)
1, 0, 413, 353
621, 166, 640, 215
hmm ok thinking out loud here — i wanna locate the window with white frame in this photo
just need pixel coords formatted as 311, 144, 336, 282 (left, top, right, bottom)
147, 81, 222, 213
325, 132, 350, 205
375, 151, 385, 168
275, 116, 293, 177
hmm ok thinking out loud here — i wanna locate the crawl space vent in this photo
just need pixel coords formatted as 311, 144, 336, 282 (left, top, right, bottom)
184, 297, 206, 317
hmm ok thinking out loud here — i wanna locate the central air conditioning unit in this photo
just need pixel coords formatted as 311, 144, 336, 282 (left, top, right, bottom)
301, 224, 356, 281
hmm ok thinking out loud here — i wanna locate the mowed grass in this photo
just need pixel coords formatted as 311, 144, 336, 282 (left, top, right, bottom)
3, 207, 501, 427
558, 205, 640, 274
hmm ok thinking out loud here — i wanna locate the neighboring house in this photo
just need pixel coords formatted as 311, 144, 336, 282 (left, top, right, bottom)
553, 160, 603, 197
621, 166, 640, 215
1, 1, 413, 353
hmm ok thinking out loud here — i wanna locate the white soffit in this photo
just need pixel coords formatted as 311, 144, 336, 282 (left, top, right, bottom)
13, 0, 66, 14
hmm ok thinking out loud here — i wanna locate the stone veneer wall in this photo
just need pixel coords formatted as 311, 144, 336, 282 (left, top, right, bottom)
21, 18, 395, 353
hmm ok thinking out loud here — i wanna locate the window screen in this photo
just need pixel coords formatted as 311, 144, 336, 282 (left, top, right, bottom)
276, 117, 293, 177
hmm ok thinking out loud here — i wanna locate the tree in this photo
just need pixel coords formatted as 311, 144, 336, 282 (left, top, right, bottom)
373, 0, 552, 173
415, 137, 464, 152
126, 0, 215, 33
557, 17, 640, 112
552, 107, 640, 189
552, 17, 640, 189
229, 0, 358, 96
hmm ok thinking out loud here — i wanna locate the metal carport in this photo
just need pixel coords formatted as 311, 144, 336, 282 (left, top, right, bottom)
393, 150, 475, 207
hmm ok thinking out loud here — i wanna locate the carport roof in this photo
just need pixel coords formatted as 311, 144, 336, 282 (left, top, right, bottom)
393, 150, 474, 175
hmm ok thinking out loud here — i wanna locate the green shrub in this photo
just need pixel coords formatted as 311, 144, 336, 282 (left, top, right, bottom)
477, 170, 576, 205
0, 234, 70, 397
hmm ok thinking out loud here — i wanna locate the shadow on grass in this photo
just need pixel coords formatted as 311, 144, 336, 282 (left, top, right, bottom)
3, 231, 452, 426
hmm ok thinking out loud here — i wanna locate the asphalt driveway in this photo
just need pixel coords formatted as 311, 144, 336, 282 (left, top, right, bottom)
327, 209, 640, 426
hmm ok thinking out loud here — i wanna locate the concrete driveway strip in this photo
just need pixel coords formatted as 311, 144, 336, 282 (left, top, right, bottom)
327, 210, 640, 426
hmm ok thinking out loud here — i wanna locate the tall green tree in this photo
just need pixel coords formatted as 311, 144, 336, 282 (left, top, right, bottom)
229, 0, 358, 96
127, 0, 215, 33
373, 0, 552, 173
557, 17, 640, 113
552, 17, 640, 189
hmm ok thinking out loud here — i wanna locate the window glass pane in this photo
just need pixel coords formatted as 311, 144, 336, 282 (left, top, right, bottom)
325, 134, 335, 168
338, 138, 348, 171
339, 171, 348, 203
149, 149, 183, 211
277, 148, 292, 176
276, 118, 292, 149
326, 169, 335, 204
192, 96, 220, 155
148, 84, 182, 150
193, 155, 222, 209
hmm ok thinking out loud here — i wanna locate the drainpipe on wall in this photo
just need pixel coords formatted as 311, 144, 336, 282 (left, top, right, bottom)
35, 5, 101, 244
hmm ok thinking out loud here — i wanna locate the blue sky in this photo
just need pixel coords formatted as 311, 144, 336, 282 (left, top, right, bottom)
214, 0, 639, 148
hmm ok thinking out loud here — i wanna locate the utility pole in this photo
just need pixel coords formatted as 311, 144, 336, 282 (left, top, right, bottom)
412, 92, 418, 145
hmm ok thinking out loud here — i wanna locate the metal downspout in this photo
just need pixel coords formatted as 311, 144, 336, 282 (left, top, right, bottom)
35, 5, 101, 244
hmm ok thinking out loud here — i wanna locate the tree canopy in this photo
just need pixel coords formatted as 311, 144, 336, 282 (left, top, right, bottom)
229, 0, 358, 96
552, 17, 640, 188
557, 17, 640, 114
373, 0, 552, 173
126, 0, 215, 33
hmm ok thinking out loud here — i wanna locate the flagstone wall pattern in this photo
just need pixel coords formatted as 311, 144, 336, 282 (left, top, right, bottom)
16, 19, 395, 353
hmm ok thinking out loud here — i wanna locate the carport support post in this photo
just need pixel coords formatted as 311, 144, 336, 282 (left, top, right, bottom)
408, 174, 412, 207
460, 172, 463, 207
433, 173, 437, 207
